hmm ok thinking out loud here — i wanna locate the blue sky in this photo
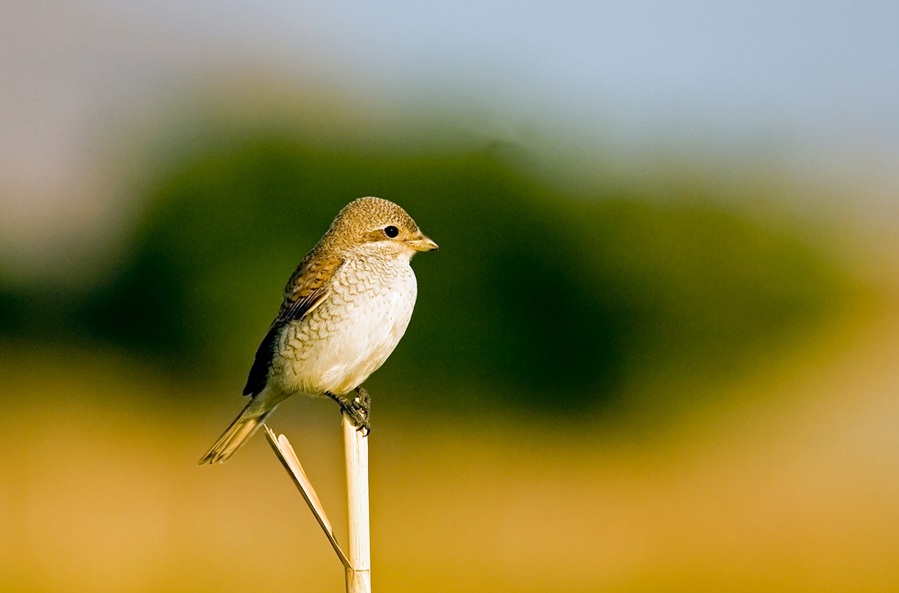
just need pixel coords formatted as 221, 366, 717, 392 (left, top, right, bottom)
1, 1, 898, 267
197, 0, 899, 146
5, 0, 898, 171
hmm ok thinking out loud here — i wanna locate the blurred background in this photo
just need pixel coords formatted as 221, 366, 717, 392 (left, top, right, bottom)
2, 1, 898, 591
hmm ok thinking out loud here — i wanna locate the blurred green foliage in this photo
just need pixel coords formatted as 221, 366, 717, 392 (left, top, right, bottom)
1, 124, 855, 418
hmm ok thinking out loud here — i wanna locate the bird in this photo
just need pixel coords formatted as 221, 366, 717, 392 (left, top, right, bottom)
198, 196, 437, 464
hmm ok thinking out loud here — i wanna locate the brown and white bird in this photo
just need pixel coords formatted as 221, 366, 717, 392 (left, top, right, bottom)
198, 196, 437, 464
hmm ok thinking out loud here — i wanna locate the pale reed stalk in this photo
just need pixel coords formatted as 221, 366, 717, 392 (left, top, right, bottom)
264, 416, 372, 593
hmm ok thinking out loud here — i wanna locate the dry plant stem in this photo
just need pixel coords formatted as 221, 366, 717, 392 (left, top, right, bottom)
343, 413, 372, 593
263, 425, 351, 569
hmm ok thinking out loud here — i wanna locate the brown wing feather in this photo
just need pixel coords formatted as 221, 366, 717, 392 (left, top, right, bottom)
242, 254, 343, 396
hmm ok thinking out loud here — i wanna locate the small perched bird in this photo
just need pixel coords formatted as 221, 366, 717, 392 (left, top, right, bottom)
199, 196, 437, 464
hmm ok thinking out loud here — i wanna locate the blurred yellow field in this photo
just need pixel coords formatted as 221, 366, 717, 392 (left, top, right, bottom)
2, 290, 897, 593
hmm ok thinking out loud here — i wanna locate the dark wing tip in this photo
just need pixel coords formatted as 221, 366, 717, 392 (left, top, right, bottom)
243, 324, 279, 396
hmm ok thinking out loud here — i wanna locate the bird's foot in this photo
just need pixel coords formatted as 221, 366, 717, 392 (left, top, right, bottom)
326, 388, 371, 436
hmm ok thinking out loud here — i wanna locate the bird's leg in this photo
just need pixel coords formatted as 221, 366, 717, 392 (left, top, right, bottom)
325, 388, 371, 436
349, 386, 372, 436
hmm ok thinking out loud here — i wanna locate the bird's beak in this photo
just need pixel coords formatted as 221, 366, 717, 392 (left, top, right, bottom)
407, 233, 439, 252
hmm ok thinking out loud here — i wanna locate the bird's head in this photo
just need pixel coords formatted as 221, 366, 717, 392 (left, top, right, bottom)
325, 196, 438, 260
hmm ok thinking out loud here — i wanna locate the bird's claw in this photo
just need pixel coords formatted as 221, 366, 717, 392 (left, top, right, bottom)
328, 388, 371, 436
341, 398, 371, 436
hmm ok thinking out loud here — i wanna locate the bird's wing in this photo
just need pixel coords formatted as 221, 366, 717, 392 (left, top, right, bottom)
243, 254, 344, 397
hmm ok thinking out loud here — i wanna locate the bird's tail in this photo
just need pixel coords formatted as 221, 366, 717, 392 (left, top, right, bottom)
197, 399, 276, 465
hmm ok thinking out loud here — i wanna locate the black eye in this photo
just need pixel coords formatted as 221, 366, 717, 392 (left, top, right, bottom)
384, 225, 399, 238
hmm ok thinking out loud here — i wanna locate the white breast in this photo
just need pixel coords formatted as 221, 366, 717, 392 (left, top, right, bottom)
274, 257, 418, 395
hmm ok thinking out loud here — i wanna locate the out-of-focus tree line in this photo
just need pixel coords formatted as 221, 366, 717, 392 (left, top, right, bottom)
0, 120, 856, 419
